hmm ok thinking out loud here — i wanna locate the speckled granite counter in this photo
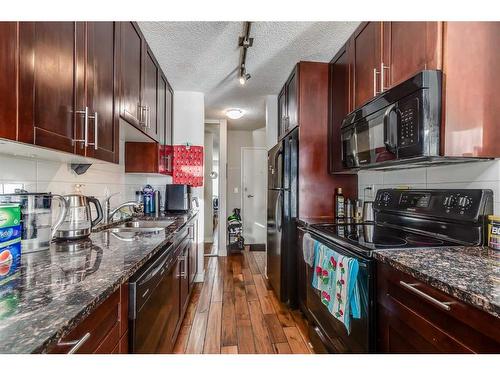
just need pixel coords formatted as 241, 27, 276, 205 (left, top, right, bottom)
374, 247, 500, 319
0, 211, 197, 353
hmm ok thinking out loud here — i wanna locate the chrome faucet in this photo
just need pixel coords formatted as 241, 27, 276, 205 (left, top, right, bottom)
103, 193, 143, 224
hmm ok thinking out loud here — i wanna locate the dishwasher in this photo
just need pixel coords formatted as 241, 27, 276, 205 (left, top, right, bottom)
128, 242, 181, 353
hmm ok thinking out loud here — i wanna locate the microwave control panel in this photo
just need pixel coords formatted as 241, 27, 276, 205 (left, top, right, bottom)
398, 98, 419, 147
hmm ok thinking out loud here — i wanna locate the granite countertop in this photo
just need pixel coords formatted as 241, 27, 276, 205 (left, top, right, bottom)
374, 247, 500, 318
0, 211, 197, 353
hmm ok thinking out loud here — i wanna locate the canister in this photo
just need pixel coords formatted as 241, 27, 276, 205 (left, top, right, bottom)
487, 215, 500, 251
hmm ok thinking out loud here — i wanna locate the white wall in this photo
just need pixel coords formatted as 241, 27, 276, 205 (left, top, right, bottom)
358, 160, 500, 214
265, 95, 278, 150
173, 91, 205, 281
204, 131, 214, 241
252, 127, 266, 149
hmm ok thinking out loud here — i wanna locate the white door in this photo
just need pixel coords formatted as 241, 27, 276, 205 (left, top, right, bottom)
242, 147, 267, 245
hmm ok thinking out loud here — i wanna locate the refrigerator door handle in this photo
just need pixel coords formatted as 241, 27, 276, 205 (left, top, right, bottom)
276, 190, 282, 232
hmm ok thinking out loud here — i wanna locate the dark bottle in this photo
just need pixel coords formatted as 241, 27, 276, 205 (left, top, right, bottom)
334, 187, 345, 220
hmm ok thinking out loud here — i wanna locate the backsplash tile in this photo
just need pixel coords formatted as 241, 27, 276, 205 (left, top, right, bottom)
0, 152, 172, 207
358, 160, 500, 215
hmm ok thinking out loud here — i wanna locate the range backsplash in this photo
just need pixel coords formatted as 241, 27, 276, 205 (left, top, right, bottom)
357, 160, 500, 215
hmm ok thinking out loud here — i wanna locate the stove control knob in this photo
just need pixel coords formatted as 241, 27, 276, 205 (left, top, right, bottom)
458, 196, 472, 209
443, 195, 457, 208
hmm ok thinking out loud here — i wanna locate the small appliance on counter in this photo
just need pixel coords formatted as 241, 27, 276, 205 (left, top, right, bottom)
55, 194, 103, 240
0, 192, 68, 253
165, 184, 190, 212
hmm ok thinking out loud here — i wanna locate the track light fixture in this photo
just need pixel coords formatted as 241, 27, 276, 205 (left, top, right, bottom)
238, 22, 253, 85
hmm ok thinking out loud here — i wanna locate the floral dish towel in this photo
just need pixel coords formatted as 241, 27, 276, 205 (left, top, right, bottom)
312, 243, 360, 334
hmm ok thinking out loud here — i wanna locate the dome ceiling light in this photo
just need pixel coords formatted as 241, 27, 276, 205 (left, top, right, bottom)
226, 109, 244, 120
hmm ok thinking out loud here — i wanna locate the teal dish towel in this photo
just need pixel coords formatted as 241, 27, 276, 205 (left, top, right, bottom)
312, 243, 361, 334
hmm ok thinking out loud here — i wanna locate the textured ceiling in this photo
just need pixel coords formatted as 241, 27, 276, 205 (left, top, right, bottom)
138, 22, 360, 130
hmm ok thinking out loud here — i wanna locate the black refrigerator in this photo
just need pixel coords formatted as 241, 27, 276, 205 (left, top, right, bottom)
267, 128, 298, 306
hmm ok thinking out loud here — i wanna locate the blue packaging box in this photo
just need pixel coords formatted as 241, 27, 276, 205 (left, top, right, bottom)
0, 239, 21, 282
0, 225, 21, 244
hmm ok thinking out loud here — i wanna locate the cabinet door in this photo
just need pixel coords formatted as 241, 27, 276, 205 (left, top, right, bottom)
143, 46, 159, 141
119, 22, 143, 128
157, 74, 167, 172
179, 244, 189, 314
383, 22, 441, 89
0, 22, 18, 140
442, 22, 500, 158
85, 22, 119, 163
287, 69, 299, 131
165, 82, 173, 146
277, 88, 287, 138
352, 22, 382, 109
19, 22, 80, 153
329, 42, 352, 173
188, 220, 198, 288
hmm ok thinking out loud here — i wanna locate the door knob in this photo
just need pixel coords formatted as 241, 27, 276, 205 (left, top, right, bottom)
247, 194, 254, 198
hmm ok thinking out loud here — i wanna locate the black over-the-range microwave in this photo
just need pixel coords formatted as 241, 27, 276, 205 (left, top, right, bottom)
340, 70, 442, 169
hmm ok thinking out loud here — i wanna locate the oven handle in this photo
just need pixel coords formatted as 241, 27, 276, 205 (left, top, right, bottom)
383, 104, 398, 154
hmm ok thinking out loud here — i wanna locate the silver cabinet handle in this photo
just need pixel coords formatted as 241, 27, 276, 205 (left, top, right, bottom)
87, 111, 98, 150
399, 281, 452, 311
373, 68, 380, 96
74, 107, 89, 147
57, 332, 91, 354
147, 106, 151, 129
380, 62, 390, 92
93, 111, 98, 150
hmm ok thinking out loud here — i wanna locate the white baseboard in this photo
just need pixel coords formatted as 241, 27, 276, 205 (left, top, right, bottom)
194, 270, 205, 283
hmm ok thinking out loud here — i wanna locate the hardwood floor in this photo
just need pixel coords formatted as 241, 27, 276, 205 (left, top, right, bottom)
173, 248, 314, 354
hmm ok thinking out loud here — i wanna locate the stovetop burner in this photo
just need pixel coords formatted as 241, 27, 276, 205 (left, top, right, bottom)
310, 222, 457, 252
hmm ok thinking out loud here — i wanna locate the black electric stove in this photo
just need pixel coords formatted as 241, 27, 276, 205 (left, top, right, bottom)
310, 188, 493, 257
302, 188, 493, 354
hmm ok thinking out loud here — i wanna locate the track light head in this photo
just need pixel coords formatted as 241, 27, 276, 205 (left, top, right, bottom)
239, 72, 251, 85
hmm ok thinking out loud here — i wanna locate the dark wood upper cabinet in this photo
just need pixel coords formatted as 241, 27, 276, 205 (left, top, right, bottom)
0, 23, 18, 141
329, 42, 353, 174
277, 66, 299, 140
382, 22, 441, 89
277, 88, 287, 138
352, 22, 382, 108
287, 69, 299, 131
83, 22, 119, 163
165, 81, 173, 146
442, 22, 500, 158
19, 22, 80, 153
119, 22, 143, 128
143, 46, 159, 141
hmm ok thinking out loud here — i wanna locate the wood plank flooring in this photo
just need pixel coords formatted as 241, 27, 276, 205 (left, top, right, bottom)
173, 247, 314, 354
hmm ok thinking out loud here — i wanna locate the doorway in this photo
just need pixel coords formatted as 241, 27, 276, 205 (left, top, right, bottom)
203, 119, 228, 258
241, 147, 267, 250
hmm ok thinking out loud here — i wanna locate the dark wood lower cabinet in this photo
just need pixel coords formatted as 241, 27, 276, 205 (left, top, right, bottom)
49, 285, 128, 354
377, 262, 500, 353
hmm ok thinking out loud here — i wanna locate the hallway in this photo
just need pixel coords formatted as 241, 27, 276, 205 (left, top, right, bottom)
173, 249, 314, 354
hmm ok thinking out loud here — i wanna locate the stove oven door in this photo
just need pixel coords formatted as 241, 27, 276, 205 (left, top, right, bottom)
305, 232, 375, 353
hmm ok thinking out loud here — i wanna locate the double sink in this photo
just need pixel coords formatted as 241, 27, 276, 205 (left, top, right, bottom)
108, 219, 175, 235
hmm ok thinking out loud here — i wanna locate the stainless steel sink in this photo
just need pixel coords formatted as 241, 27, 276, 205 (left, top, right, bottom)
108, 219, 174, 234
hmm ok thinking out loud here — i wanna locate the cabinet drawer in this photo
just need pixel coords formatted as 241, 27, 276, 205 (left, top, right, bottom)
377, 262, 500, 353
49, 288, 121, 354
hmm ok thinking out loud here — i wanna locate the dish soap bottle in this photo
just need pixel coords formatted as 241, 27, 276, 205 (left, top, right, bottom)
334, 187, 345, 221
